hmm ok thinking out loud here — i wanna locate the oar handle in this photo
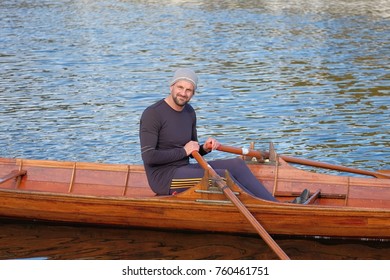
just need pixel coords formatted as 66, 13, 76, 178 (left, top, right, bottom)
192, 151, 290, 260
0, 170, 27, 184
217, 145, 266, 160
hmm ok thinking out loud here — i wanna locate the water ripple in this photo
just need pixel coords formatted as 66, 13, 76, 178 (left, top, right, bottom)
0, 0, 389, 172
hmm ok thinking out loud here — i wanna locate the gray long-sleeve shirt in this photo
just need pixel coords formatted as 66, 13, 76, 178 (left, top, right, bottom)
139, 99, 207, 195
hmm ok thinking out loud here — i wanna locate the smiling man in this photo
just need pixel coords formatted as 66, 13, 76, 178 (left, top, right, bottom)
139, 68, 215, 195
139, 68, 277, 202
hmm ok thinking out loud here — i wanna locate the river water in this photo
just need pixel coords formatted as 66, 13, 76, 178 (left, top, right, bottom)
0, 0, 389, 260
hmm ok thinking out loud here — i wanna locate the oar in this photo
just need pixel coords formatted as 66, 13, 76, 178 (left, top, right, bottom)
192, 151, 290, 260
217, 144, 390, 179
0, 170, 27, 184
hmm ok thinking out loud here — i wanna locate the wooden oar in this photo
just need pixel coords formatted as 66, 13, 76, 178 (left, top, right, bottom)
217, 144, 390, 179
192, 151, 290, 260
0, 170, 27, 184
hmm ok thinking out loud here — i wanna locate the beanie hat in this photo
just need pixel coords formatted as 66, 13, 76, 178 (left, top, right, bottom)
170, 68, 198, 89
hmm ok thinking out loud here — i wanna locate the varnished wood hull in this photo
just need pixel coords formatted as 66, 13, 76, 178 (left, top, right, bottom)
0, 157, 389, 239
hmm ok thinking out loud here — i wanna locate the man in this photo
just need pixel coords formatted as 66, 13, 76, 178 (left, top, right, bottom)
139, 68, 279, 201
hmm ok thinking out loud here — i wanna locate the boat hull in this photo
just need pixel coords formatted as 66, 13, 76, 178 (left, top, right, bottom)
0, 157, 389, 239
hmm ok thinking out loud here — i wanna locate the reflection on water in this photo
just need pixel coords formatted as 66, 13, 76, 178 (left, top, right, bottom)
1, 220, 389, 260
0, 0, 389, 259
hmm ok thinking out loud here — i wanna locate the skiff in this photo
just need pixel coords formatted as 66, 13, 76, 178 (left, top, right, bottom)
1, 146, 389, 239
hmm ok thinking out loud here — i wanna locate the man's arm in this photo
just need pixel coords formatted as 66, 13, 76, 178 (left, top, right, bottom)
140, 109, 187, 166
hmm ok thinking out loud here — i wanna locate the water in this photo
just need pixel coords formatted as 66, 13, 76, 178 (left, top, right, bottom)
1, 219, 389, 260
0, 0, 389, 259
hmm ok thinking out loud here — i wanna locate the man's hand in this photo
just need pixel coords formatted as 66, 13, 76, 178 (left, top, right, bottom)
184, 141, 200, 156
203, 137, 220, 152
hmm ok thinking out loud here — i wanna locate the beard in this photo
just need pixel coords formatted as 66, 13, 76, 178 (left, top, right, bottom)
172, 95, 189, 107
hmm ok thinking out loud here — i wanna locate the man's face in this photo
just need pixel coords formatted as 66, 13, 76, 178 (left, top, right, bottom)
170, 80, 195, 107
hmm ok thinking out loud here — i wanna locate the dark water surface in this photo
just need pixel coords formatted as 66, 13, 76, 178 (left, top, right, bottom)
1, 219, 389, 260
0, 0, 389, 259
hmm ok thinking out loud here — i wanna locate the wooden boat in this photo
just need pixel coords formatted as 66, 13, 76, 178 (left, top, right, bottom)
1, 147, 389, 240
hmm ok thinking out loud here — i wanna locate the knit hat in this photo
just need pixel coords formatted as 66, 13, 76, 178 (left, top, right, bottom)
170, 68, 198, 89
